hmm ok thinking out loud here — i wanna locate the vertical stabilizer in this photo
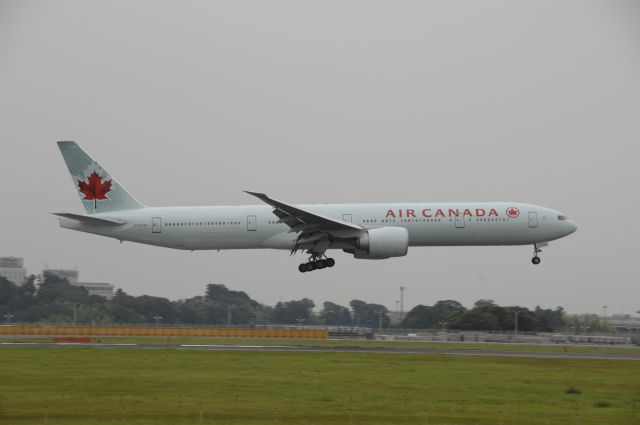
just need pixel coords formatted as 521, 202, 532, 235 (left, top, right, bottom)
57, 141, 144, 214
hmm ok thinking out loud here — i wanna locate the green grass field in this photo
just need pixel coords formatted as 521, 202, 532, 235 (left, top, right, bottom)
1, 346, 639, 424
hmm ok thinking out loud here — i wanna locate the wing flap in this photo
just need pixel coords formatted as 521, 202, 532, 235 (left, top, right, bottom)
245, 191, 362, 232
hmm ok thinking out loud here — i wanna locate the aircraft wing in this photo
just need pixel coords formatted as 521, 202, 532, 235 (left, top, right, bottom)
245, 191, 362, 233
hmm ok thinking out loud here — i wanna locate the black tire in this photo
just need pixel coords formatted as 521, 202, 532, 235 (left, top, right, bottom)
531, 257, 541, 265
326, 258, 335, 267
316, 259, 327, 269
305, 262, 315, 272
298, 264, 307, 273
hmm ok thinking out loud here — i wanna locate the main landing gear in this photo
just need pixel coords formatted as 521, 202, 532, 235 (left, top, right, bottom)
298, 256, 335, 273
531, 243, 542, 265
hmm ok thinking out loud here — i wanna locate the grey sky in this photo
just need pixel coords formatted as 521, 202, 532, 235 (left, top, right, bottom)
1, 1, 639, 315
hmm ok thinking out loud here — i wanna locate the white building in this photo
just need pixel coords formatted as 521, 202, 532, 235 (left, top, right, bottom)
0, 257, 27, 286
43, 268, 114, 299
78, 282, 114, 300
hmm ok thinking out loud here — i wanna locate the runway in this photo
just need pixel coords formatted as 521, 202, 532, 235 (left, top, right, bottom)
1, 341, 639, 360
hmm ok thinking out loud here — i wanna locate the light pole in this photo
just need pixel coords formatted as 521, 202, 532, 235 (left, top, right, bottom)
602, 305, 608, 318
376, 310, 384, 334
399, 286, 406, 320
153, 315, 162, 327
3, 313, 13, 324
226, 305, 235, 326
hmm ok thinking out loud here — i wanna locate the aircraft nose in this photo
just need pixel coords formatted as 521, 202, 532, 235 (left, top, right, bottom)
566, 220, 578, 235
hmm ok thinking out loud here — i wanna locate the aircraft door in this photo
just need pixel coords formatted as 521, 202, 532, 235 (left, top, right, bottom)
152, 217, 162, 233
528, 212, 538, 228
247, 215, 257, 231
343, 214, 352, 223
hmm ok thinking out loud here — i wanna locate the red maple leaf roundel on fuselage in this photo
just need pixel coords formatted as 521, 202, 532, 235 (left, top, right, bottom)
78, 171, 112, 202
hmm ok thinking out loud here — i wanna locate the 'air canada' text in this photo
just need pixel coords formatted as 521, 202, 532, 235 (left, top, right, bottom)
385, 208, 500, 218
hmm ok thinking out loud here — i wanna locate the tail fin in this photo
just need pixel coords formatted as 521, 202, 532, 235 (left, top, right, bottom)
57, 141, 144, 214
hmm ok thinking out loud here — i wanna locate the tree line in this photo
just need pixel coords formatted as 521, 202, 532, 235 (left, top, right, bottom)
402, 300, 610, 333
0, 272, 609, 332
0, 272, 388, 327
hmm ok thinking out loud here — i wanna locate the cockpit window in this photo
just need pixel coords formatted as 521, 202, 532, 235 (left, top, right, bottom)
558, 215, 567, 221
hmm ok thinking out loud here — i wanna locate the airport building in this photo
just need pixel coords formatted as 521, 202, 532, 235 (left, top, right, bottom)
0, 257, 27, 286
77, 282, 115, 300
43, 268, 114, 299
608, 315, 640, 333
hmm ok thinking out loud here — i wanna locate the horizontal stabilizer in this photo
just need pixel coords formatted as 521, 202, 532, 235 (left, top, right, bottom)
52, 213, 127, 226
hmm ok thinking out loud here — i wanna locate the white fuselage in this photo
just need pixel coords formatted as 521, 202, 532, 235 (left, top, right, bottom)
58, 202, 577, 252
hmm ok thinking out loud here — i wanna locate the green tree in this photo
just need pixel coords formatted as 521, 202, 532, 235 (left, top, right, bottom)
533, 306, 566, 331
37, 272, 91, 304
107, 303, 146, 323
20, 275, 37, 300
320, 301, 352, 325
129, 295, 177, 324
501, 307, 537, 332
273, 298, 315, 324
200, 284, 264, 325
453, 310, 499, 330
110, 290, 174, 324
205, 284, 259, 308
174, 297, 210, 324
0, 275, 19, 307
401, 300, 465, 329
401, 305, 434, 328
23, 302, 73, 324
349, 300, 390, 328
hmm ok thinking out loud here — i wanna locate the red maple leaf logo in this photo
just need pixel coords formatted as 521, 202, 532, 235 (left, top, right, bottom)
78, 171, 112, 210
506, 207, 520, 218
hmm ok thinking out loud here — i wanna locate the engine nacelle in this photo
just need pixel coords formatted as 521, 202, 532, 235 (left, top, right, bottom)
352, 227, 409, 259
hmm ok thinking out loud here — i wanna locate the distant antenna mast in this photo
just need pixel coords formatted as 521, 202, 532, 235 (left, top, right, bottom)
399, 286, 406, 320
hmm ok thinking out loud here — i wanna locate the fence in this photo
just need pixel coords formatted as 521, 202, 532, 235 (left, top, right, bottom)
0, 325, 328, 339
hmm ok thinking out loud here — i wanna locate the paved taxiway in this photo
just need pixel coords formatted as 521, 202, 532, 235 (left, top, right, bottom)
1, 342, 639, 360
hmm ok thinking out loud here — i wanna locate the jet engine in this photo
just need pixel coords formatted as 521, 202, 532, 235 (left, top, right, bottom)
349, 227, 409, 259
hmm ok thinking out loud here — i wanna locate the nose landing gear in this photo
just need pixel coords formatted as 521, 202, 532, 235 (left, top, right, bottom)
531, 243, 542, 265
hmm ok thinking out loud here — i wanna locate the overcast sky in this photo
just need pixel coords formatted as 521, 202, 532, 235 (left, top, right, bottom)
1, 1, 639, 315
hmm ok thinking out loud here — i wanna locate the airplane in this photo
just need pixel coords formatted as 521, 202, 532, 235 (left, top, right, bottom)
55, 141, 577, 272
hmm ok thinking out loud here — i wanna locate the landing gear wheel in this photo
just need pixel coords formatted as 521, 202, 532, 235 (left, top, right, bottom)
298, 254, 334, 272
531, 243, 543, 265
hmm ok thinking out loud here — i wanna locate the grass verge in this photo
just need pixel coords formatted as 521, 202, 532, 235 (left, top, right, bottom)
0, 346, 639, 424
